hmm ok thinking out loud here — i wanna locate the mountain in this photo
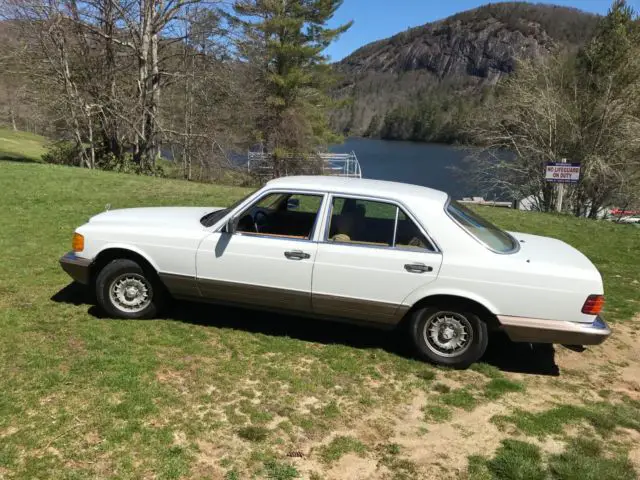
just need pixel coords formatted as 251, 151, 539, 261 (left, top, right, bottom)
332, 2, 600, 142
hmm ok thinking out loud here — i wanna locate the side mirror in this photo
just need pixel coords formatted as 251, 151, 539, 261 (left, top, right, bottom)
287, 198, 300, 210
224, 217, 238, 234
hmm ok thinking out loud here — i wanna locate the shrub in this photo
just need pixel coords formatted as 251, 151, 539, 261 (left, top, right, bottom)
42, 141, 81, 166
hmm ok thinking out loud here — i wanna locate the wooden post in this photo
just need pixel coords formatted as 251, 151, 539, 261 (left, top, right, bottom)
556, 158, 567, 213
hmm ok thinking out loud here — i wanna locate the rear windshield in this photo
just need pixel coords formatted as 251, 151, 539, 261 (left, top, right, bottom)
446, 201, 518, 253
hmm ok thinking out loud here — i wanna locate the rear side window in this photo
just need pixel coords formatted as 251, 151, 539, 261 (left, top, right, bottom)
327, 197, 435, 251
446, 200, 518, 253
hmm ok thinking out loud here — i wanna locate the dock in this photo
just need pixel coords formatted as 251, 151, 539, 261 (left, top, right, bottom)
247, 151, 362, 179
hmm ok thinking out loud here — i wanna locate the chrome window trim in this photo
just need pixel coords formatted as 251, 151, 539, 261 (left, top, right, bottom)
392, 207, 399, 247
321, 193, 441, 254
444, 196, 520, 255
312, 194, 332, 242
216, 188, 328, 243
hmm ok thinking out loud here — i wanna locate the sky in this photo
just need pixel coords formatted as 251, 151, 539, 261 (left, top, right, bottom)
325, 0, 640, 61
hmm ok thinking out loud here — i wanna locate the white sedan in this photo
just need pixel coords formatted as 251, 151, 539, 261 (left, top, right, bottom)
60, 176, 610, 367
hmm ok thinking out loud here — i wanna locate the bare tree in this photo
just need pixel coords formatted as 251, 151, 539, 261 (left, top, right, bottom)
466, 1, 640, 217
466, 52, 640, 216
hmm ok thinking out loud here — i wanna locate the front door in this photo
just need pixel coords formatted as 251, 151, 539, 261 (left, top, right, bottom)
196, 191, 325, 312
312, 196, 443, 325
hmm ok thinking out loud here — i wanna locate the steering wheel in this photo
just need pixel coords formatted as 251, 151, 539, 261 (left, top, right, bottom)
253, 210, 268, 232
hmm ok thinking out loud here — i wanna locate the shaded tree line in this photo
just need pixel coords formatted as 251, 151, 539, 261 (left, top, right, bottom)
0, 0, 350, 181
364, 89, 489, 144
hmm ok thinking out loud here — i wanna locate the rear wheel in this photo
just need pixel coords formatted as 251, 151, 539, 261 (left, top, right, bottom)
409, 305, 488, 368
95, 259, 164, 319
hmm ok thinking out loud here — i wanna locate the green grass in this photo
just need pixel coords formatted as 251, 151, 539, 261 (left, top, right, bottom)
237, 426, 269, 442
0, 128, 48, 162
483, 378, 525, 400
262, 460, 300, 480
0, 161, 639, 478
318, 436, 367, 464
492, 398, 640, 438
423, 404, 453, 423
470, 437, 637, 480
548, 438, 637, 480
486, 440, 546, 480
440, 388, 478, 411
470, 363, 504, 379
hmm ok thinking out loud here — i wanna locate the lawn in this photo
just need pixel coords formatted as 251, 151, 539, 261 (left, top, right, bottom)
0, 161, 639, 479
0, 128, 48, 162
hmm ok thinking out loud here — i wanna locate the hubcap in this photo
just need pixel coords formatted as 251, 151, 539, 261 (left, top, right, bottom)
423, 311, 473, 358
109, 274, 151, 313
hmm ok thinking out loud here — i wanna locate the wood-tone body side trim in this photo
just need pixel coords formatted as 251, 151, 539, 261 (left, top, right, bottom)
158, 273, 409, 327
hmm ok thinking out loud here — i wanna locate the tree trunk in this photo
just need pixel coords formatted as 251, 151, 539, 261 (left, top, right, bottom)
135, 0, 152, 169
150, 29, 161, 169
10, 108, 17, 131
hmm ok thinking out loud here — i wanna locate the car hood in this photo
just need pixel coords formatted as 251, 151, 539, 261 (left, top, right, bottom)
509, 231, 602, 283
89, 206, 224, 228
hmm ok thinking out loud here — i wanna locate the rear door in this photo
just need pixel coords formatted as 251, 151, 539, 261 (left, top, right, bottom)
311, 195, 442, 325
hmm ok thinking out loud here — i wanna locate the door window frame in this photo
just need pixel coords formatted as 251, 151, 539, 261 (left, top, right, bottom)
216, 188, 329, 243
319, 193, 441, 253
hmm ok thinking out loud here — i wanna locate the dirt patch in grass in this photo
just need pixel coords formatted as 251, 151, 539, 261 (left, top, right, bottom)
628, 443, 640, 476
159, 320, 640, 478
554, 320, 640, 400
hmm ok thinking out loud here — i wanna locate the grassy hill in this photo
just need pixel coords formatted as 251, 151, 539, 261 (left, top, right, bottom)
1, 161, 639, 479
0, 128, 48, 162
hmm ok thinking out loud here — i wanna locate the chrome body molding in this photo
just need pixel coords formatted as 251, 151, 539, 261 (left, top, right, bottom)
498, 315, 611, 345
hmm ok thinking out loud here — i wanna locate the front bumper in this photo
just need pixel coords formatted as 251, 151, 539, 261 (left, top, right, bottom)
498, 315, 611, 346
59, 252, 92, 284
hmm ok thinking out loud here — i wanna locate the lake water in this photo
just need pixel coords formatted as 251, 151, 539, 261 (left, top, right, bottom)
330, 138, 474, 200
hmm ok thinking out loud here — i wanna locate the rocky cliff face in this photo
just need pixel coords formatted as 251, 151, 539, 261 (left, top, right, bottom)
333, 2, 599, 136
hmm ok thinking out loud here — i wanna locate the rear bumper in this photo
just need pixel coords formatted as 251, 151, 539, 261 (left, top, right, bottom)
59, 252, 92, 285
498, 315, 611, 346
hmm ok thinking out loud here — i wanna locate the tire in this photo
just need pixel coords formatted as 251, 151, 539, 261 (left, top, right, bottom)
409, 304, 489, 368
95, 259, 164, 319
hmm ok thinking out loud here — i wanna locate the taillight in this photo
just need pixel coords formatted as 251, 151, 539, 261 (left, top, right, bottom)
582, 295, 605, 315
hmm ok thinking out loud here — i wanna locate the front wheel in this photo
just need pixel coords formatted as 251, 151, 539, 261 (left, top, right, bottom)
95, 259, 164, 319
409, 305, 488, 368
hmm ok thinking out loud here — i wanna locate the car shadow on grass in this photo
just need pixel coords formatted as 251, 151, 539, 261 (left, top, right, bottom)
52, 282, 559, 376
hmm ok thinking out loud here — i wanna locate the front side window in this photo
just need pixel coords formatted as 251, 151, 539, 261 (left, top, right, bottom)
327, 197, 434, 251
236, 192, 323, 239
446, 200, 518, 253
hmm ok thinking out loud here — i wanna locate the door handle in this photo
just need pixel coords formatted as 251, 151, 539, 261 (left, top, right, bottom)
284, 250, 311, 260
404, 263, 433, 273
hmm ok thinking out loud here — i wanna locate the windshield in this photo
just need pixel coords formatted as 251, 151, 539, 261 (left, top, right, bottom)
446, 200, 518, 253
200, 189, 258, 227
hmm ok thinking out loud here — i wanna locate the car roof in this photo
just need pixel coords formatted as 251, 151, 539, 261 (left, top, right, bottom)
266, 176, 449, 206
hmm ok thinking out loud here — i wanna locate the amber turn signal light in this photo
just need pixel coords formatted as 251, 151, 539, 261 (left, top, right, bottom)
72, 233, 84, 252
582, 294, 605, 315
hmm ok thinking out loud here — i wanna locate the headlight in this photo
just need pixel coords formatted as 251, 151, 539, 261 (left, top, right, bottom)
72, 233, 84, 252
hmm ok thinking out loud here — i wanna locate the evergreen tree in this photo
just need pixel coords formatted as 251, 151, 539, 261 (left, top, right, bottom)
573, 0, 640, 216
577, 0, 640, 96
233, 0, 352, 160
